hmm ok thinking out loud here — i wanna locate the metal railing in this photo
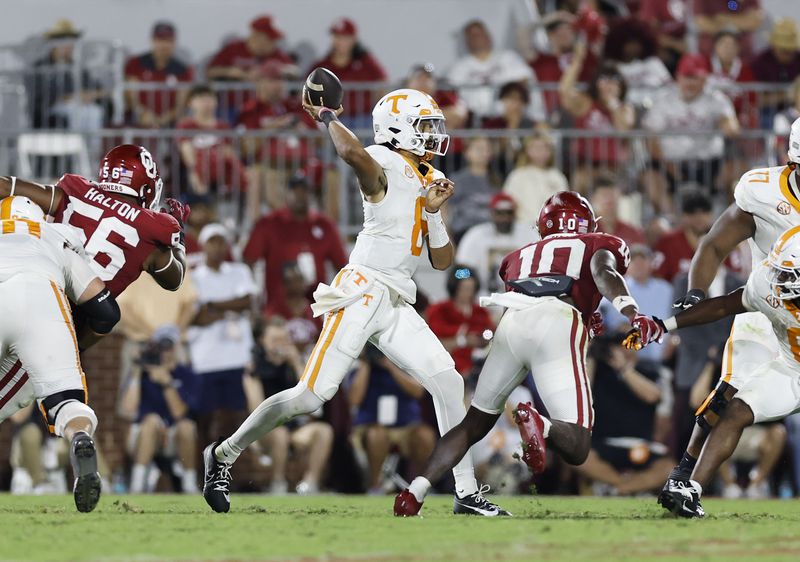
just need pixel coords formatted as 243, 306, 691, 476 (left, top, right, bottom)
0, 127, 785, 238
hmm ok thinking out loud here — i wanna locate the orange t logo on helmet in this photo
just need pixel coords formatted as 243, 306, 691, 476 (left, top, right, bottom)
385, 94, 409, 114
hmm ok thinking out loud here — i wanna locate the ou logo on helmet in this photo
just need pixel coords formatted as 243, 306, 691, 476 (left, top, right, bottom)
139, 148, 158, 180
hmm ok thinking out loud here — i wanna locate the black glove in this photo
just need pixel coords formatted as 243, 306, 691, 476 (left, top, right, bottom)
673, 289, 706, 310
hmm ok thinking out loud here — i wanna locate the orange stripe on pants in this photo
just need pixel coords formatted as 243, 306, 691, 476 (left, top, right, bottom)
306, 309, 345, 391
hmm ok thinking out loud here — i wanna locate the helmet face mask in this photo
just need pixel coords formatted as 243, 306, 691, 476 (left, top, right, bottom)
767, 264, 800, 301
767, 227, 800, 301
414, 116, 449, 156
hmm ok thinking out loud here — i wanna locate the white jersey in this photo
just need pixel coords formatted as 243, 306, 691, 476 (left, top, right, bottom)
734, 165, 800, 268
742, 260, 800, 368
348, 144, 445, 303
0, 218, 96, 301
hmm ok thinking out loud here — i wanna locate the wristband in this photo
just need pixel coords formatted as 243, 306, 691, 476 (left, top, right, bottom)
613, 295, 639, 315
318, 107, 337, 127
663, 316, 678, 332
424, 209, 450, 248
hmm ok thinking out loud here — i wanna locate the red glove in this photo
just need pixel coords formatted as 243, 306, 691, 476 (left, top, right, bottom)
623, 314, 666, 350
588, 312, 604, 340
162, 198, 190, 226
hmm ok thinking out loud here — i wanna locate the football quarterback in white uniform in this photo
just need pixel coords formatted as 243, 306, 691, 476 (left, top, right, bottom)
202, 88, 508, 516
0, 195, 121, 512
652, 225, 800, 517
659, 117, 800, 512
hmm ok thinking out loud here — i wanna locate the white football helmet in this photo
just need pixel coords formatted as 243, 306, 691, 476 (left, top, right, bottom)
0, 195, 45, 223
767, 226, 800, 300
789, 117, 800, 164
372, 88, 449, 157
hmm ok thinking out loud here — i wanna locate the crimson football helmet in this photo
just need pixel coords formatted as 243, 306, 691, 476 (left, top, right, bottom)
537, 191, 598, 237
97, 144, 163, 210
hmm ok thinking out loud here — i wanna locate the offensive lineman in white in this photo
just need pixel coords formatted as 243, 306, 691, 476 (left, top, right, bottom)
202, 89, 509, 516
647, 225, 800, 516
659, 117, 800, 513
0, 196, 121, 512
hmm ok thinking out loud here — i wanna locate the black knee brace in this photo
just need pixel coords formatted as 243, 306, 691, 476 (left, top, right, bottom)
78, 288, 120, 336
695, 381, 732, 430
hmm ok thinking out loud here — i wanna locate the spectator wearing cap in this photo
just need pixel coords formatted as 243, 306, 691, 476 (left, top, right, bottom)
207, 16, 294, 118
637, 0, 689, 71
641, 54, 739, 213
427, 266, 494, 378
752, 19, 800, 127
446, 137, 500, 242
308, 18, 387, 129
124, 22, 194, 128
176, 84, 248, 195
119, 325, 200, 494
236, 61, 316, 222
455, 193, 538, 295
188, 223, 258, 443
590, 176, 645, 246
243, 175, 347, 309
521, 11, 598, 113
559, 41, 634, 194
502, 130, 568, 226
448, 19, 544, 122
693, 0, 763, 58
599, 245, 673, 363
707, 29, 757, 129
31, 19, 108, 130
652, 192, 714, 282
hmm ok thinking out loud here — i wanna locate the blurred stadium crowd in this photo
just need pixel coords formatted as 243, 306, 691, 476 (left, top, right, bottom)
1, 0, 800, 500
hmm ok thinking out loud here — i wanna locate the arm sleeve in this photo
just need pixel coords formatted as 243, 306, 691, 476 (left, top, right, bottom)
62, 248, 100, 303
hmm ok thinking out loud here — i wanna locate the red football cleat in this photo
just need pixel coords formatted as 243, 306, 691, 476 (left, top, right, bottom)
514, 402, 547, 474
394, 489, 423, 517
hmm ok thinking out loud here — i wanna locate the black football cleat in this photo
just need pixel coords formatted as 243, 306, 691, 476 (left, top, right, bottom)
453, 485, 512, 517
659, 479, 705, 518
203, 440, 232, 513
70, 432, 101, 513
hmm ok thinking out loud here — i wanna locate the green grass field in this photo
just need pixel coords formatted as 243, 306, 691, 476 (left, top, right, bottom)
1, 494, 799, 562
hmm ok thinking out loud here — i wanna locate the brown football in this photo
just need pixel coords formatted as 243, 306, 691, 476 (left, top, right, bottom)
303, 67, 343, 109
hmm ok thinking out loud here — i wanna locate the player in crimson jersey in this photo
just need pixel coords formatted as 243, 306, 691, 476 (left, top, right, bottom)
0, 144, 188, 425
395, 191, 665, 516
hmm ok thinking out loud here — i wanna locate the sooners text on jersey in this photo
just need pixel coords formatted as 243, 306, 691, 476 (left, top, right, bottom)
53, 174, 181, 296
500, 232, 630, 322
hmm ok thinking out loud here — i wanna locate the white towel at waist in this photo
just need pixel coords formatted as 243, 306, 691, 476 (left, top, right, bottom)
311, 266, 375, 317
480, 292, 565, 310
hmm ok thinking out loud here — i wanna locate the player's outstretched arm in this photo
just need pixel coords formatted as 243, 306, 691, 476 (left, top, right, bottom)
147, 246, 187, 291
685, 204, 755, 299
671, 288, 747, 330
302, 99, 387, 201
0, 176, 64, 215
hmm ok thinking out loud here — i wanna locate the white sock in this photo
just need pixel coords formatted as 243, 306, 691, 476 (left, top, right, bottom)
214, 439, 241, 464
130, 464, 147, 494
453, 469, 478, 497
408, 477, 432, 502
181, 469, 197, 493
690, 479, 703, 496
541, 416, 552, 438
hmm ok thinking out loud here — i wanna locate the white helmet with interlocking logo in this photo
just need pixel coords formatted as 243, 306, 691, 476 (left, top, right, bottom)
767, 225, 800, 300
372, 88, 449, 157
0, 195, 45, 223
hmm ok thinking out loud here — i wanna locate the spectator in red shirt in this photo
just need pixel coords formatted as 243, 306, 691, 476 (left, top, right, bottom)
176, 84, 247, 195
124, 21, 194, 128
243, 174, 348, 308
590, 176, 646, 246
653, 191, 713, 282
693, 0, 763, 58
309, 18, 387, 129
559, 42, 634, 194
206, 15, 294, 119
427, 266, 493, 378
752, 19, 800, 127
638, 0, 689, 71
707, 29, 757, 129
523, 12, 597, 113
236, 61, 315, 222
